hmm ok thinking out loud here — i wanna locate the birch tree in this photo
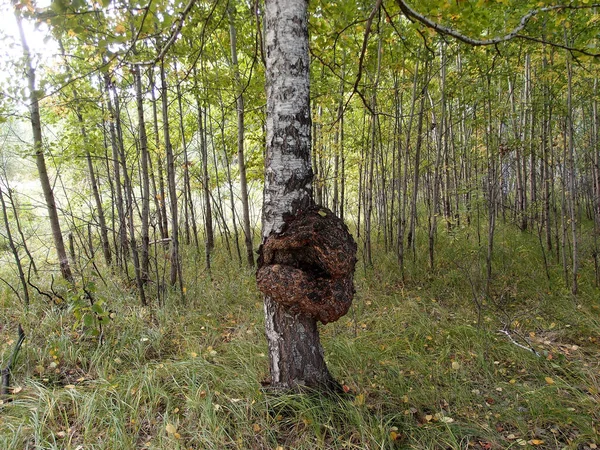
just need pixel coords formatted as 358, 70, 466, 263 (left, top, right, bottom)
258, 0, 356, 389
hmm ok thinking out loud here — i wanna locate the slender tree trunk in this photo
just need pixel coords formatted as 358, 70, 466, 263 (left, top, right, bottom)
134, 66, 151, 284
428, 46, 446, 270
0, 163, 38, 275
228, 6, 255, 266
13, 4, 72, 283
192, 71, 214, 268
566, 50, 578, 295
160, 60, 182, 288
408, 70, 427, 252
120, 121, 147, 306
149, 68, 169, 242
104, 76, 128, 269
0, 186, 29, 306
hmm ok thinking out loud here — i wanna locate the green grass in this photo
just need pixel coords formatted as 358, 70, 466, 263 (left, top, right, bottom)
1, 222, 599, 449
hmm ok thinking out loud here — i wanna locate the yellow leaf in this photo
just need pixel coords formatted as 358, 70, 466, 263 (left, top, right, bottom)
115, 24, 126, 34
165, 423, 177, 434
451, 361, 460, 370
354, 393, 365, 406
253, 423, 261, 432
11, 386, 23, 393
529, 439, 544, 446
545, 377, 555, 385
64, 384, 76, 390
390, 431, 399, 440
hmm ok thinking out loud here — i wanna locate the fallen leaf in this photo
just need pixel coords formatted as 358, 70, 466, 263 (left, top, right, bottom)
11, 386, 22, 394
529, 439, 544, 446
253, 423, 261, 433
64, 385, 76, 390
545, 377, 554, 385
165, 423, 177, 434
451, 361, 460, 370
354, 394, 365, 406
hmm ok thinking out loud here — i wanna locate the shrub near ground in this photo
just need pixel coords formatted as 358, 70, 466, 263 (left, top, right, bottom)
0, 223, 599, 449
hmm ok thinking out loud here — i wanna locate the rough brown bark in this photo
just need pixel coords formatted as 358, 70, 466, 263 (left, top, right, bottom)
257, 206, 356, 324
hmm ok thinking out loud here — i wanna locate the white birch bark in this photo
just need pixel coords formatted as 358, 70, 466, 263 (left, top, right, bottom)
262, 0, 333, 389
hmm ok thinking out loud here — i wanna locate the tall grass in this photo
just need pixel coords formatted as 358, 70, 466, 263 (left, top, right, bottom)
1, 220, 599, 449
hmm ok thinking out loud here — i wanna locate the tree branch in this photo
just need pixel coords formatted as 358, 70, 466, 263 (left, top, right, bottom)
395, 0, 600, 56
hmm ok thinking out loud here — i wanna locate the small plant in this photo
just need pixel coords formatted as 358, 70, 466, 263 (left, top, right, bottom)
69, 282, 110, 340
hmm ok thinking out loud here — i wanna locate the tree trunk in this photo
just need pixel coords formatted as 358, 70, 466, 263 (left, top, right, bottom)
229, 7, 255, 267
566, 49, 578, 295
160, 60, 182, 289
0, 186, 29, 306
261, 0, 336, 390
134, 66, 151, 285
104, 75, 128, 269
13, 4, 72, 283
149, 68, 169, 242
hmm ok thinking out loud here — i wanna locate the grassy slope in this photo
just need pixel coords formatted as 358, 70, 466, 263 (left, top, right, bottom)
0, 223, 599, 449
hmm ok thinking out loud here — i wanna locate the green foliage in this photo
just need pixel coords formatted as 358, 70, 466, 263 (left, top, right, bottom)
68, 282, 110, 337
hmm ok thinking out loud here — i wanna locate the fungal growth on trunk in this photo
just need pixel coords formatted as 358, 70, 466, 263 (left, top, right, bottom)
257, 206, 357, 324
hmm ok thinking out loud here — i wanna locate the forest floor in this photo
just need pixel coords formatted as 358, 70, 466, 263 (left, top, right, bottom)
0, 224, 599, 449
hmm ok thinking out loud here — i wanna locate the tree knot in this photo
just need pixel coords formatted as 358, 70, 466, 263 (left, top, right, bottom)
257, 206, 357, 324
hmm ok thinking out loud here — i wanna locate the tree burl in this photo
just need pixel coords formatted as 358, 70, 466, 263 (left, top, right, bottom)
257, 206, 357, 324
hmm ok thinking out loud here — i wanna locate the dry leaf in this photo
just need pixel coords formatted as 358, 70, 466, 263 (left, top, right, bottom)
354, 394, 365, 406
165, 423, 177, 434
545, 377, 555, 385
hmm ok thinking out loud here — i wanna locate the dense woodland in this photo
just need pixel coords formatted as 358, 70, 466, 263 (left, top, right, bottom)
1, 0, 600, 448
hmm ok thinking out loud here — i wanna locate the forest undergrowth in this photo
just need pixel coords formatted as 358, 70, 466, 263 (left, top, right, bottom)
0, 222, 599, 450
